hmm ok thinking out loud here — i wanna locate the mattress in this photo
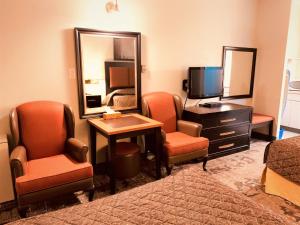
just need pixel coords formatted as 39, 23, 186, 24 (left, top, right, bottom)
262, 136, 300, 206
264, 136, 300, 185
10, 166, 294, 225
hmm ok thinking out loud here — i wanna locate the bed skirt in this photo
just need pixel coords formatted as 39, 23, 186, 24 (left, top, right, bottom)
262, 167, 300, 206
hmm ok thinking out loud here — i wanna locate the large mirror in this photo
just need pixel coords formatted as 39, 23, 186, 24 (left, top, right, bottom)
221, 46, 257, 99
74, 28, 141, 118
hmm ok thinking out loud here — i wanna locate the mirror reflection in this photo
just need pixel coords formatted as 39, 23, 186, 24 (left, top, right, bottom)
74, 28, 141, 118
222, 46, 257, 99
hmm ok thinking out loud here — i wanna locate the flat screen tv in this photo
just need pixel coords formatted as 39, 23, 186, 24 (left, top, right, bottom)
188, 67, 223, 99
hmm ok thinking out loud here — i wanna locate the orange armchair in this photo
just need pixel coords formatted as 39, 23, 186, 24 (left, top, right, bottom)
142, 92, 209, 174
9, 101, 94, 217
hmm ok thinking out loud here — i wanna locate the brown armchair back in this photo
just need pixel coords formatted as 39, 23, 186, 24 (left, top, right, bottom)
142, 92, 209, 174
10, 101, 74, 160
142, 92, 183, 133
9, 101, 94, 216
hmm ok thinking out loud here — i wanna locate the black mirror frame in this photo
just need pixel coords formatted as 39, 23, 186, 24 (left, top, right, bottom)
221, 46, 257, 100
74, 27, 142, 119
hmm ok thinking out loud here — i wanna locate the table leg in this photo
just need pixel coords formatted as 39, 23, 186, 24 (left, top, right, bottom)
268, 121, 273, 141
108, 135, 116, 194
154, 127, 162, 179
89, 125, 96, 166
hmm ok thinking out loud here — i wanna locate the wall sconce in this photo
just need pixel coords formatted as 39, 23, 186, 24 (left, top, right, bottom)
106, 0, 119, 13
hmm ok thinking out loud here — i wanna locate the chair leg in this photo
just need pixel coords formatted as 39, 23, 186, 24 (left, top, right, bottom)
88, 188, 95, 202
18, 207, 27, 218
166, 165, 173, 175
268, 121, 273, 141
202, 157, 208, 171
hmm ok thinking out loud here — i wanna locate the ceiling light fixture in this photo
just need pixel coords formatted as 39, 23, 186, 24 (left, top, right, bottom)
106, 0, 119, 13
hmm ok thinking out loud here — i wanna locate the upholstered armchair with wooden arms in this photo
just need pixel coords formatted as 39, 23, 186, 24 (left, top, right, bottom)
9, 101, 94, 217
142, 92, 209, 175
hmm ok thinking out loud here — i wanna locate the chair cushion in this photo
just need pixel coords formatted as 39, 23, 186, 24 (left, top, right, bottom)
143, 92, 177, 133
252, 113, 273, 125
15, 154, 93, 195
17, 101, 67, 160
164, 132, 209, 156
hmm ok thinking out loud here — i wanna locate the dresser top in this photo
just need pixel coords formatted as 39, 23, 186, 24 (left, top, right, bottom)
184, 103, 252, 115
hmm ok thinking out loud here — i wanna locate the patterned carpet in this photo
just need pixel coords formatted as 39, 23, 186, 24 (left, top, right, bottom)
0, 139, 299, 224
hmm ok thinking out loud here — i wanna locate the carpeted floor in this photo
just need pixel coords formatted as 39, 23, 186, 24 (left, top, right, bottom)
208, 139, 300, 224
1, 139, 299, 224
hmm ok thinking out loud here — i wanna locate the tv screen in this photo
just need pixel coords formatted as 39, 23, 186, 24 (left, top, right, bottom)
188, 67, 223, 99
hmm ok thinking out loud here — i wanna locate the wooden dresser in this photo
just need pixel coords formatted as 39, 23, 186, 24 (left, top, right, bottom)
182, 103, 252, 158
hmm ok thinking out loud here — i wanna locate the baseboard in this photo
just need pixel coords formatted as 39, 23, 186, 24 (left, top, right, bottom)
280, 125, 300, 134
0, 200, 16, 211
251, 131, 276, 141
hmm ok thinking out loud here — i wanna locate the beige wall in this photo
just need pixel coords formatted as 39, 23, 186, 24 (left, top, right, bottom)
0, 0, 258, 155
253, 0, 292, 136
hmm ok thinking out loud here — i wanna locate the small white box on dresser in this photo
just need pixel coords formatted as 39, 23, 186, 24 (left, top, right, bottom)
0, 135, 14, 203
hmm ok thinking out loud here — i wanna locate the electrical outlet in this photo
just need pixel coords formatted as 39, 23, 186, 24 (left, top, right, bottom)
141, 65, 147, 73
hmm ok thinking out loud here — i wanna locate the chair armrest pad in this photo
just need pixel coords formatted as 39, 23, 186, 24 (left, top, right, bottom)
66, 138, 88, 162
10, 145, 27, 178
177, 120, 202, 137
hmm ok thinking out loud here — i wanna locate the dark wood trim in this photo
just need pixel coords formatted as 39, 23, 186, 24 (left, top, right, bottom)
0, 200, 16, 211
74, 27, 142, 119
89, 125, 96, 166
251, 131, 276, 141
104, 61, 135, 94
74, 28, 85, 118
280, 125, 300, 134
220, 46, 257, 100
251, 119, 273, 141
154, 127, 162, 179
108, 135, 116, 194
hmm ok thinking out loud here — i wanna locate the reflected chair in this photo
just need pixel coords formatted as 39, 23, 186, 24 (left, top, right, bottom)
142, 92, 209, 174
9, 101, 94, 217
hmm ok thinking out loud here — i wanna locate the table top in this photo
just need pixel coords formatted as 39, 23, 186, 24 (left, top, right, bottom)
87, 113, 163, 135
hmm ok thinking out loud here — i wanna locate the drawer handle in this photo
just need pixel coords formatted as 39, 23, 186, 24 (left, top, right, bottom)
220, 118, 237, 123
218, 143, 235, 149
219, 131, 236, 136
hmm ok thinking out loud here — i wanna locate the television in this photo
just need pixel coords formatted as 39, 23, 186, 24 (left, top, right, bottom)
188, 67, 223, 99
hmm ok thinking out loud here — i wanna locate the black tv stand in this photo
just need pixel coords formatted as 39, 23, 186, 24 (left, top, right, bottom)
200, 102, 222, 108
182, 103, 252, 158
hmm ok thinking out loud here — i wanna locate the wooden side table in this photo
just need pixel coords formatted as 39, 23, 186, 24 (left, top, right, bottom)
87, 113, 163, 194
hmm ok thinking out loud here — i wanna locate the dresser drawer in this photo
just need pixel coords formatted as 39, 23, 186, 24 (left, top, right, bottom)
202, 123, 250, 141
201, 110, 251, 128
209, 134, 249, 155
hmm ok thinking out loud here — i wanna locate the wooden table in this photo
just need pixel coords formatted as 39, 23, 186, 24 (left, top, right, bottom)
88, 113, 163, 194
